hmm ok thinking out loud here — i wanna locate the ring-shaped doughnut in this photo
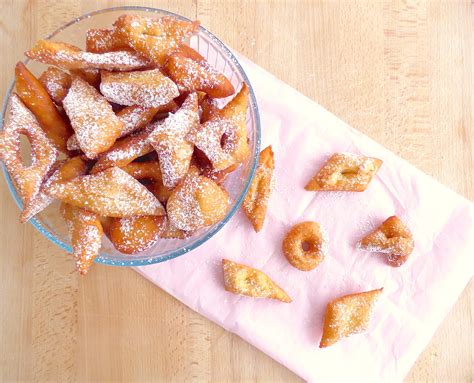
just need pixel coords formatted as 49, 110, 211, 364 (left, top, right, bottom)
282, 221, 328, 271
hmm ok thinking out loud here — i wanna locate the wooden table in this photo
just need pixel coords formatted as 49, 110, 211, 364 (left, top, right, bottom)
1, 1, 472, 381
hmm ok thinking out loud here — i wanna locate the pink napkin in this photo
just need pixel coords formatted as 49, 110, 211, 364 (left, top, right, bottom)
136, 56, 474, 382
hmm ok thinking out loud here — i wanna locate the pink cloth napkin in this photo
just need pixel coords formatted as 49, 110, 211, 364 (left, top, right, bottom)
136, 56, 474, 382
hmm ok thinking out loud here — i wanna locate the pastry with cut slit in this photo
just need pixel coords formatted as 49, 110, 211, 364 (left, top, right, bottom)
305, 153, 382, 192
165, 45, 234, 98
243, 145, 274, 232
187, 84, 250, 170
113, 14, 199, 66
0, 94, 58, 222
222, 259, 291, 302
357, 216, 414, 267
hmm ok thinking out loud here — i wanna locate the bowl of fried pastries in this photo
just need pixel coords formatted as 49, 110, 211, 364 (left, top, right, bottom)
0, 6, 261, 273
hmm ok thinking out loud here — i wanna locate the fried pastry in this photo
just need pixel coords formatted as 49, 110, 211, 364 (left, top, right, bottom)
305, 153, 382, 192
192, 147, 236, 184
65, 102, 175, 152
120, 161, 172, 203
86, 28, 129, 53
187, 83, 250, 170
222, 259, 291, 303
61, 202, 103, 275
243, 145, 274, 232
63, 76, 124, 158
70, 68, 101, 88
200, 96, 220, 123
90, 127, 154, 174
113, 14, 199, 66
147, 93, 199, 188
165, 46, 234, 98
15, 62, 72, 153
45, 167, 165, 217
100, 69, 179, 107
25, 40, 151, 71
319, 288, 383, 348
0, 95, 58, 220
283, 221, 328, 271
357, 216, 414, 267
167, 166, 230, 231
109, 215, 161, 254
23, 156, 88, 222
156, 216, 190, 239
117, 102, 178, 138
39, 66, 72, 105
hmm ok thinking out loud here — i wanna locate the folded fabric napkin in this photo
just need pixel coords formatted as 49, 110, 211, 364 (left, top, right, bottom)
136, 55, 474, 382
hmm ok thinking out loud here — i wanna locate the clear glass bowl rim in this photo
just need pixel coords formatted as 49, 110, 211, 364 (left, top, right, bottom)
0, 5, 261, 267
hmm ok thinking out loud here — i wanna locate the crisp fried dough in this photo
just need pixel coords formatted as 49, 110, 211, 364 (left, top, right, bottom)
121, 161, 172, 204
100, 69, 179, 107
200, 96, 220, 123
165, 46, 234, 98
113, 15, 199, 66
39, 67, 72, 105
26, 40, 151, 71
61, 203, 103, 275
63, 77, 124, 159
86, 28, 129, 53
23, 156, 88, 222
147, 93, 199, 188
305, 153, 382, 192
117, 102, 178, 137
243, 146, 274, 232
0, 95, 58, 221
109, 215, 161, 254
320, 288, 383, 348
283, 221, 328, 271
90, 127, 154, 174
45, 167, 165, 217
357, 216, 414, 267
16, 62, 72, 153
156, 216, 190, 239
222, 259, 291, 302
167, 166, 230, 231
187, 84, 249, 170
70, 68, 101, 88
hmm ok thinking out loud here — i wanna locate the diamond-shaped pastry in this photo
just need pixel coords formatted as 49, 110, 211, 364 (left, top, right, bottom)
242, 145, 275, 232
320, 288, 383, 348
357, 216, 414, 267
222, 259, 291, 303
305, 153, 382, 192
147, 93, 199, 188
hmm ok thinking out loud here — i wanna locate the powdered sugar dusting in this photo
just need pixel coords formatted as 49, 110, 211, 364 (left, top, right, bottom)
100, 69, 179, 107
187, 118, 237, 169
48, 167, 164, 217
167, 170, 205, 231
63, 77, 124, 158
308, 153, 382, 191
0, 95, 58, 215
147, 93, 198, 188
26, 40, 151, 71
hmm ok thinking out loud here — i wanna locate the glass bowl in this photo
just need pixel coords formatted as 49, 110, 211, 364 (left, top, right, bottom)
0, 6, 261, 266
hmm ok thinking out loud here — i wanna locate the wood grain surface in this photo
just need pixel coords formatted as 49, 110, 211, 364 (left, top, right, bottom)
0, 0, 472, 382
